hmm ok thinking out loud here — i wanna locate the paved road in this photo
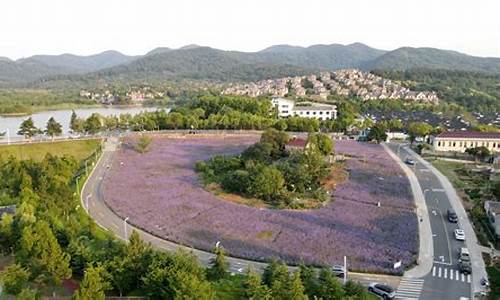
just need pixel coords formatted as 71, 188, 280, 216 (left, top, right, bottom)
387, 143, 475, 300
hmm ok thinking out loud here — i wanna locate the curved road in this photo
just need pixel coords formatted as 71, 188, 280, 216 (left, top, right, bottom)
82, 135, 481, 299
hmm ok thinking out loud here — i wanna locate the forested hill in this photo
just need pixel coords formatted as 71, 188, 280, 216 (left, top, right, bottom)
3, 43, 500, 88
373, 68, 500, 112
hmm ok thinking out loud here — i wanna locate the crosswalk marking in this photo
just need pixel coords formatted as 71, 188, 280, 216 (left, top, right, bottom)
431, 266, 471, 283
396, 278, 424, 300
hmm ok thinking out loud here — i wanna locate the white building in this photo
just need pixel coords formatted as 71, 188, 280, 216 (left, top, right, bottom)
271, 98, 337, 121
430, 131, 500, 153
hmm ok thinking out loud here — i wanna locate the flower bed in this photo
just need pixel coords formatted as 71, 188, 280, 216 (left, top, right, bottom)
102, 134, 418, 273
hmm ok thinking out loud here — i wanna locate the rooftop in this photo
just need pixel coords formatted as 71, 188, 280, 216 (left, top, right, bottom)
436, 131, 500, 139
294, 105, 336, 111
286, 138, 308, 148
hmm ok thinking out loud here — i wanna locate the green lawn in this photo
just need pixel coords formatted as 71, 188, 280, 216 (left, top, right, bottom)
0, 139, 101, 161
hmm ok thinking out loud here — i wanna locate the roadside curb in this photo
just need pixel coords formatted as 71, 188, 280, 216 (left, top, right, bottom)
382, 143, 434, 278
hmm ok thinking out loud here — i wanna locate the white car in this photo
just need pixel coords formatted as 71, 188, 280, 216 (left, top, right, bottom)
454, 229, 465, 241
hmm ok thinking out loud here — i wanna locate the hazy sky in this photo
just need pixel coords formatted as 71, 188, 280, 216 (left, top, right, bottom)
1, 0, 499, 59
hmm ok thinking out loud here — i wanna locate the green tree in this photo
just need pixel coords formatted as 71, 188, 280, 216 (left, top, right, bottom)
135, 135, 153, 153
344, 280, 371, 299
18, 117, 40, 139
0, 263, 30, 295
308, 133, 334, 155
465, 146, 491, 161
367, 122, 388, 143
45, 117, 62, 140
84, 113, 102, 134
299, 264, 319, 297
17, 288, 38, 300
18, 221, 71, 284
407, 122, 433, 144
248, 165, 285, 202
289, 271, 307, 300
207, 246, 229, 281
244, 268, 271, 300
317, 268, 345, 300
74, 265, 110, 300
70, 111, 85, 134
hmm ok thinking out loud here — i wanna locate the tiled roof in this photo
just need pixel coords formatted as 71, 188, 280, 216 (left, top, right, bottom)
436, 131, 500, 139
287, 138, 308, 148
294, 105, 336, 111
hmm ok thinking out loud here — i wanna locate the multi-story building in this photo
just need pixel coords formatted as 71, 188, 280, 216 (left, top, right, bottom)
271, 98, 337, 121
430, 131, 500, 153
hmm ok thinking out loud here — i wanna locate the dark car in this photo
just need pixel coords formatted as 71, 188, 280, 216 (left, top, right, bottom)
368, 283, 396, 299
459, 260, 472, 274
447, 209, 458, 223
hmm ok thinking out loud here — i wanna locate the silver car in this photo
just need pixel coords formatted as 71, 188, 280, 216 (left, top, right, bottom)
368, 282, 396, 299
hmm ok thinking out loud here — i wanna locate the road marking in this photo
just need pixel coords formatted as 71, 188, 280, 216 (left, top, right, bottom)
432, 266, 436, 276
432, 188, 445, 192
438, 267, 442, 277
439, 209, 453, 264
396, 278, 424, 300
450, 269, 453, 280
461, 273, 465, 282
467, 275, 471, 283
456, 270, 459, 280
444, 268, 448, 278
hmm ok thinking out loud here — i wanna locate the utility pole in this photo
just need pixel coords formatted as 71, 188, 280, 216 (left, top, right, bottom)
343, 256, 347, 284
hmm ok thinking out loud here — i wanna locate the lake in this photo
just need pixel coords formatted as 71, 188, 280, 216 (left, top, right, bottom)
0, 106, 163, 141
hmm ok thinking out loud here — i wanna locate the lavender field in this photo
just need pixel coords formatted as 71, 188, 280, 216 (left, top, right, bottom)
102, 134, 418, 273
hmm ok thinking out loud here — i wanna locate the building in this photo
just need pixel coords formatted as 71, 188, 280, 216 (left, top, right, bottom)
285, 137, 309, 151
430, 131, 500, 153
484, 201, 500, 238
271, 98, 337, 121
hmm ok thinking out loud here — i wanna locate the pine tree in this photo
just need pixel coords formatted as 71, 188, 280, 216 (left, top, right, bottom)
70, 110, 84, 134
208, 245, 229, 280
317, 268, 345, 300
0, 263, 30, 295
45, 117, 62, 140
244, 268, 271, 299
18, 117, 40, 139
74, 265, 109, 300
289, 271, 307, 300
18, 221, 71, 284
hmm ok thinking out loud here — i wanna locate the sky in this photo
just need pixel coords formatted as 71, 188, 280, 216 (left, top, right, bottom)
1, 0, 499, 59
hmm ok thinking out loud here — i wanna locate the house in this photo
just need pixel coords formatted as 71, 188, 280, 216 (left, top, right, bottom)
430, 131, 500, 153
285, 137, 309, 151
271, 98, 337, 120
484, 201, 500, 238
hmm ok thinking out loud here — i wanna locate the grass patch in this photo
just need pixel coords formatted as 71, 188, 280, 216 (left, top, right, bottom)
0, 139, 102, 161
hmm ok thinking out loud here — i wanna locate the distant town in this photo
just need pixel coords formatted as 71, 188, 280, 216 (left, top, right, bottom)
223, 69, 439, 103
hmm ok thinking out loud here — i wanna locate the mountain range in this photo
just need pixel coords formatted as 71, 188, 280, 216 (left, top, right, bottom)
2, 43, 500, 88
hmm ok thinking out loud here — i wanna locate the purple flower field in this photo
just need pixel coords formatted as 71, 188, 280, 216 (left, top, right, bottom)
102, 135, 418, 273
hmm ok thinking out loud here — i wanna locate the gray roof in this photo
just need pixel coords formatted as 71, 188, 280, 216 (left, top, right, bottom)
294, 105, 336, 111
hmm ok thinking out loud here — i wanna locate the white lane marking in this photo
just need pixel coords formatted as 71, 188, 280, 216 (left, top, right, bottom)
467, 275, 471, 283
456, 270, 460, 281
461, 273, 465, 282
438, 267, 442, 278
444, 268, 447, 279
432, 188, 445, 192
450, 269, 453, 280
432, 266, 436, 276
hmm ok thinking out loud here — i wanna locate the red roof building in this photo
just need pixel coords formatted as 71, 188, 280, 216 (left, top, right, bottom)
431, 131, 500, 153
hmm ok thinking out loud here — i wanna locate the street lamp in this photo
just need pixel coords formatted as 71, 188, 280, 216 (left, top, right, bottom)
86, 195, 91, 211
124, 217, 130, 240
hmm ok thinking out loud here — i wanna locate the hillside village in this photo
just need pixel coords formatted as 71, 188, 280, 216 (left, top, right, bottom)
223, 69, 439, 103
